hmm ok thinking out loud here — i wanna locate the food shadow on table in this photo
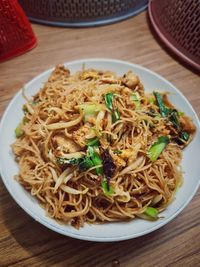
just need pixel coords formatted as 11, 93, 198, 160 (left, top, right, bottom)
1, 180, 199, 267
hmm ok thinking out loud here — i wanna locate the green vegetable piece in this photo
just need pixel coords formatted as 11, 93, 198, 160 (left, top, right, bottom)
131, 92, 141, 109
169, 109, 180, 130
32, 100, 39, 106
105, 93, 120, 123
93, 155, 103, 175
144, 207, 158, 219
179, 131, 190, 142
57, 154, 96, 171
178, 111, 184, 116
151, 93, 185, 135
113, 150, 122, 155
22, 104, 28, 114
148, 136, 170, 161
91, 153, 103, 175
86, 137, 100, 147
79, 104, 102, 114
87, 145, 94, 157
105, 93, 114, 111
79, 157, 94, 171
154, 114, 162, 119
79, 104, 102, 122
101, 178, 114, 196
22, 100, 38, 114
149, 97, 155, 104
87, 146, 103, 175
15, 124, 24, 138
112, 108, 120, 123
57, 157, 82, 165
153, 92, 168, 117
22, 117, 29, 124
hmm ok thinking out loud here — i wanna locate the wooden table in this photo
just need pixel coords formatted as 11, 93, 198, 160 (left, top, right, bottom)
0, 11, 200, 267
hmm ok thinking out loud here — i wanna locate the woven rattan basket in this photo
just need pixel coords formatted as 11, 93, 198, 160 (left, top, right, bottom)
149, 0, 200, 71
19, 0, 148, 27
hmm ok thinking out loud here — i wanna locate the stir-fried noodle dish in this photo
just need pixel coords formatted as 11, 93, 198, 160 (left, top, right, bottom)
12, 65, 196, 228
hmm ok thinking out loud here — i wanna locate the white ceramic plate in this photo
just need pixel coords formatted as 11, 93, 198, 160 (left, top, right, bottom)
0, 59, 200, 242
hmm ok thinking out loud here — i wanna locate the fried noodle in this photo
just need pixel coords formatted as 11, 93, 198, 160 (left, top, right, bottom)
12, 65, 195, 228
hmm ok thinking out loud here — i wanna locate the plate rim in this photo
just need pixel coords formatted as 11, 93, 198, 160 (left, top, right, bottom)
0, 58, 200, 242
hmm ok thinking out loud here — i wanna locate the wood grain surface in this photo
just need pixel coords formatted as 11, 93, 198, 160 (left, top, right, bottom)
0, 11, 200, 267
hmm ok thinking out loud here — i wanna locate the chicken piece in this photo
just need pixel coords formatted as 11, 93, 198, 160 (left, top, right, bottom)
48, 64, 70, 82
81, 70, 99, 80
121, 87, 133, 95
99, 136, 110, 150
160, 129, 170, 136
100, 77, 118, 84
110, 151, 126, 168
122, 71, 144, 96
72, 124, 91, 148
54, 135, 81, 154
120, 148, 134, 159
119, 144, 141, 164
87, 117, 96, 125
180, 115, 196, 134
122, 71, 140, 90
134, 83, 144, 96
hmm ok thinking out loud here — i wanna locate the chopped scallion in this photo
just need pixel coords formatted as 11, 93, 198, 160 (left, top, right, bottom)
57, 157, 82, 165
153, 91, 169, 117
101, 178, 114, 196
179, 131, 190, 142
113, 150, 122, 155
79, 157, 94, 171
149, 97, 155, 104
148, 136, 169, 161
178, 111, 184, 116
15, 124, 24, 138
131, 92, 141, 109
105, 93, 114, 111
87, 146, 103, 175
86, 137, 100, 147
169, 109, 180, 130
79, 103, 102, 122
144, 207, 158, 219
112, 108, 120, 123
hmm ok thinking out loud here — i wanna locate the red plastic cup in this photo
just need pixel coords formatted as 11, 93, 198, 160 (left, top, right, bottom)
0, 0, 37, 62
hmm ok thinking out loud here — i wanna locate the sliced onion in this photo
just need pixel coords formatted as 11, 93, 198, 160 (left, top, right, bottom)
151, 194, 163, 205
114, 186, 131, 203
51, 168, 71, 192
26, 103, 34, 114
59, 152, 85, 159
115, 191, 130, 203
46, 115, 82, 130
95, 110, 105, 132
48, 107, 63, 116
49, 167, 58, 182
120, 156, 145, 175
61, 185, 88, 195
